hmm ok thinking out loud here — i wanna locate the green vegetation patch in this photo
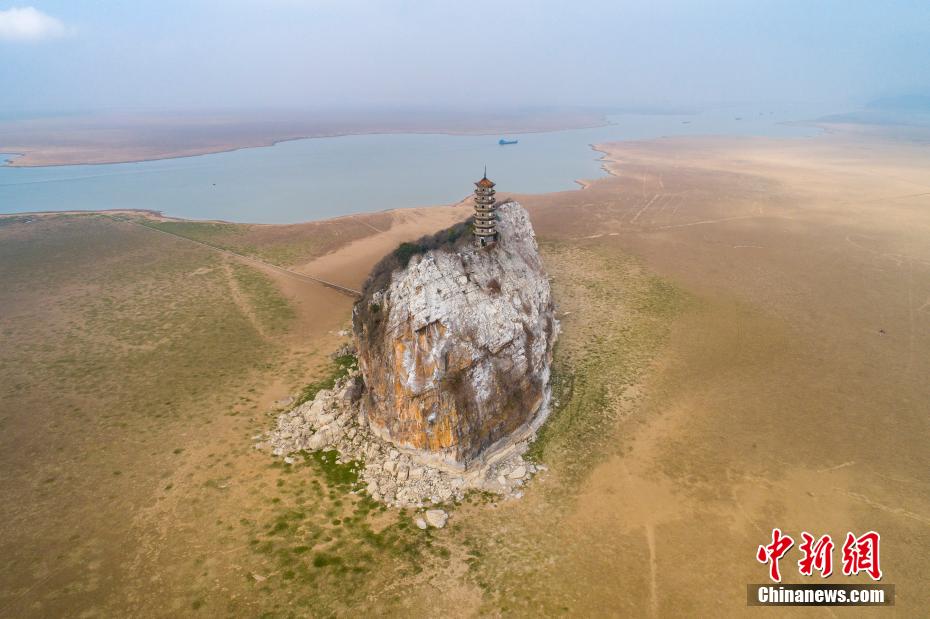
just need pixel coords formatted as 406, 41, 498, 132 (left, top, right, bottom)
135, 214, 391, 268
294, 354, 358, 406
138, 220, 309, 265
302, 449, 360, 488
455, 240, 693, 615
525, 242, 690, 482
229, 263, 295, 335
243, 455, 449, 615
392, 220, 471, 268
141, 220, 246, 245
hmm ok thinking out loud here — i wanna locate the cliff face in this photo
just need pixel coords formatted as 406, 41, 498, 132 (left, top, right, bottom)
353, 202, 557, 469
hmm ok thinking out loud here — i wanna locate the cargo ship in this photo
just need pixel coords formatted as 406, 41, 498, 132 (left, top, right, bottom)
498, 138, 518, 145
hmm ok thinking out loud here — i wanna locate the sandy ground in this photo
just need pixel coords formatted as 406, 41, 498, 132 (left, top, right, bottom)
2, 125, 928, 615
296, 204, 467, 290
203, 203, 468, 335
505, 132, 930, 614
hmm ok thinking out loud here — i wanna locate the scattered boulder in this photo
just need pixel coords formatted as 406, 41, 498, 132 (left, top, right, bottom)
424, 509, 449, 529
262, 370, 543, 508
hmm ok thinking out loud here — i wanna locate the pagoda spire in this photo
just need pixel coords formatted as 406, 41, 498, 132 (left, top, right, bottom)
473, 169, 497, 247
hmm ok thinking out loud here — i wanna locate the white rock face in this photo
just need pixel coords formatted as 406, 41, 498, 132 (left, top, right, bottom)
261, 202, 557, 508
354, 202, 559, 469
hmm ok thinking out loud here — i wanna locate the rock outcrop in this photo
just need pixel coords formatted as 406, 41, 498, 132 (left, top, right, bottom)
264, 372, 546, 507
353, 201, 558, 469
261, 201, 558, 507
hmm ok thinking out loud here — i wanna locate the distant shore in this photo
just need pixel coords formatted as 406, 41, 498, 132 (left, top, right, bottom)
0, 109, 609, 168
2, 110, 865, 224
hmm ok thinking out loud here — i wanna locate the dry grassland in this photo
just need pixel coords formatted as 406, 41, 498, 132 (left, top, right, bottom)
1, 127, 928, 616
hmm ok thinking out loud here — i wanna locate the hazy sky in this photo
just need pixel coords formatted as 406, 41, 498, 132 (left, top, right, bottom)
2, 1, 928, 112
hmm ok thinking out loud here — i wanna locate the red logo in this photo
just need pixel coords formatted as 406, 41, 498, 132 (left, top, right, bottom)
756, 528, 794, 582
798, 532, 834, 578
757, 529, 882, 582
842, 531, 882, 581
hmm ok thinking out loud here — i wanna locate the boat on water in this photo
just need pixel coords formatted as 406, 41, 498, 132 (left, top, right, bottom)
498, 138, 518, 145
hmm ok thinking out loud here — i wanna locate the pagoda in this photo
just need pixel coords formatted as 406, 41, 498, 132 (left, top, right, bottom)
473, 168, 497, 246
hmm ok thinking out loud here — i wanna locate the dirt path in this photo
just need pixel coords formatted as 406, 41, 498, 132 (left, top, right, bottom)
296, 205, 465, 289
220, 260, 273, 342
111, 215, 363, 297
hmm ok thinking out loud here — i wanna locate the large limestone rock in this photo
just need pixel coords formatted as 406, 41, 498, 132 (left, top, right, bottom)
353, 202, 558, 469
263, 369, 547, 507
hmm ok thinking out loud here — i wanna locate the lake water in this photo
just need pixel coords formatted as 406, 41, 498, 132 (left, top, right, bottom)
0, 105, 832, 224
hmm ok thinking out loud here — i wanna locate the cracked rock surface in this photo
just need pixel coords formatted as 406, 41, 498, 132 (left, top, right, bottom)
353, 201, 559, 469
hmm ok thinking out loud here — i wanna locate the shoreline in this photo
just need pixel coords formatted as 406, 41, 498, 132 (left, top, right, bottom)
0, 199, 473, 227
0, 123, 845, 226
0, 109, 854, 170
0, 117, 611, 169
0, 133, 814, 226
